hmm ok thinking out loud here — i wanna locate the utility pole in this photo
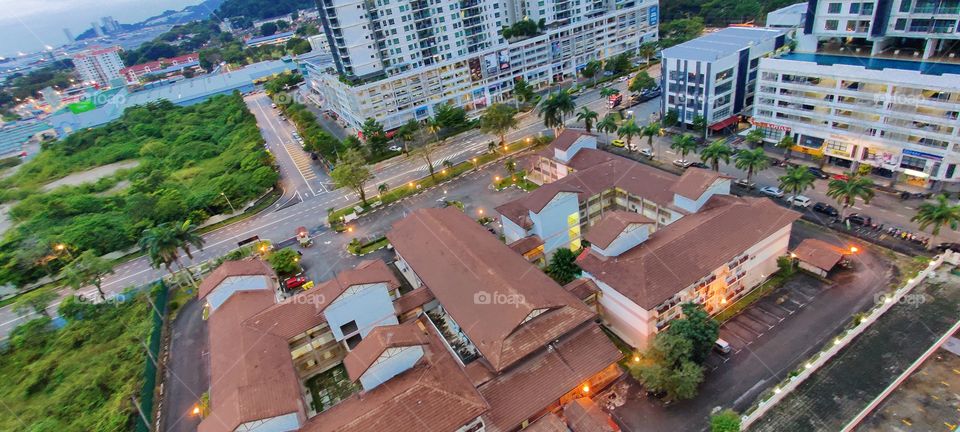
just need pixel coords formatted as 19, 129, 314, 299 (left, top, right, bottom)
220, 192, 237, 213
130, 396, 152, 432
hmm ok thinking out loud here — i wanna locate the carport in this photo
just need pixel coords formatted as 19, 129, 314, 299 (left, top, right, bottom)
792, 238, 845, 277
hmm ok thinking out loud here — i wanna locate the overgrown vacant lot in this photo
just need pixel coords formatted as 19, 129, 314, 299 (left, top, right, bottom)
0, 93, 277, 287
0, 294, 153, 431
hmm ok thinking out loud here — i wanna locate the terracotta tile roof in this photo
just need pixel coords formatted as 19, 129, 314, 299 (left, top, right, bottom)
300, 318, 489, 432
669, 168, 732, 200
199, 290, 305, 432
478, 324, 623, 432
508, 235, 545, 255
793, 238, 845, 271
565, 148, 618, 170
564, 278, 601, 301
343, 320, 430, 381
498, 154, 683, 227
552, 128, 595, 151
578, 196, 800, 310
583, 211, 655, 249
198, 259, 274, 300
563, 397, 619, 432
387, 208, 595, 372
393, 286, 435, 315
525, 413, 570, 432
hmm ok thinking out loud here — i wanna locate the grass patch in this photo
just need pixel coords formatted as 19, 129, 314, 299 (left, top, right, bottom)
347, 237, 389, 255
328, 136, 550, 225
494, 171, 539, 191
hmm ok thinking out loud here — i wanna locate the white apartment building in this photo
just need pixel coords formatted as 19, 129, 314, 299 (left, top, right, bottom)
309, 0, 659, 130
661, 27, 786, 131
753, 54, 960, 189
71, 46, 125, 88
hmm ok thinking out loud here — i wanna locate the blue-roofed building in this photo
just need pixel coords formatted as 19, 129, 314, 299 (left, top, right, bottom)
0, 122, 54, 158
246, 31, 296, 48
47, 60, 298, 135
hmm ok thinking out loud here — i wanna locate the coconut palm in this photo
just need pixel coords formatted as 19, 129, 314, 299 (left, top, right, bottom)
778, 165, 816, 207
425, 116, 443, 143
538, 90, 576, 136
776, 135, 796, 162
600, 87, 619, 98
576, 107, 599, 133
745, 128, 764, 148
139, 224, 182, 277
699, 140, 734, 171
617, 120, 642, 150
734, 148, 769, 183
826, 175, 875, 220
378, 183, 389, 198
639, 42, 658, 64
641, 123, 660, 151
671, 134, 697, 161
911, 194, 960, 249
596, 114, 618, 144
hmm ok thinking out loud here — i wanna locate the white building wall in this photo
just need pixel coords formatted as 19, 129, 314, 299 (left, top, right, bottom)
359, 345, 425, 390
530, 192, 582, 253
324, 282, 400, 341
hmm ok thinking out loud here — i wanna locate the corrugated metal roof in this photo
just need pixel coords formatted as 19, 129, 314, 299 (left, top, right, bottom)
662, 27, 784, 62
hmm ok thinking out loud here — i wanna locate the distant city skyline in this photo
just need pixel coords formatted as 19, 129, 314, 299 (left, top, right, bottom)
0, 0, 204, 56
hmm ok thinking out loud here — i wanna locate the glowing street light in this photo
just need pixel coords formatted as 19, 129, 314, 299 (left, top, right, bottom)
192, 405, 201, 416
849, 246, 859, 253
581, 384, 590, 393
632, 355, 640, 363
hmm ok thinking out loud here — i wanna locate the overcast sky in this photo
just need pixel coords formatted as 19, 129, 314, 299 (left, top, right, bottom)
0, 0, 204, 56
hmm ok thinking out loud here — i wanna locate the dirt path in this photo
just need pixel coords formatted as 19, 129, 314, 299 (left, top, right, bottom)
41, 160, 139, 192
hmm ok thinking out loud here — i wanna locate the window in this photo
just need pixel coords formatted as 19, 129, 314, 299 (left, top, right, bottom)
828, 2, 842, 13
899, 0, 912, 11
714, 81, 733, 95
862, 2, 874, 14
340, 320, 359, 335
895, 18, 907, 30
715, 67, 734, 81
846, 20, 857, 31
900, 155, 927, 171
346, 334, 362, 349
825, 19, 839, 31
850, 3, 860, 13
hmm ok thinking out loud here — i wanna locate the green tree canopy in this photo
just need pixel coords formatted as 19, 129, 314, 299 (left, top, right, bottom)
268, 248, 301, 276
331, 148, 374, 205
545, 248, 582, 285
480, 103, 519, 145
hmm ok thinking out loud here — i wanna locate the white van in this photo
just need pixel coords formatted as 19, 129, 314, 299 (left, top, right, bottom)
714, 338, 732, 355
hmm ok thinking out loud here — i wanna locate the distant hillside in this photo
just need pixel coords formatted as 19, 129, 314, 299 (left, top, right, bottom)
215, 0, 315, 20
75, 0, 225, 40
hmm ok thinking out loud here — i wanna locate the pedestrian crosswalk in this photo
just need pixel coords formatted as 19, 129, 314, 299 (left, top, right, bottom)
284, 142, 319, 182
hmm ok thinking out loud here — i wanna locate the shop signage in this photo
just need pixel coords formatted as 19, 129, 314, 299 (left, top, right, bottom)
903, 149, 943, 161
749, 119, 790, 132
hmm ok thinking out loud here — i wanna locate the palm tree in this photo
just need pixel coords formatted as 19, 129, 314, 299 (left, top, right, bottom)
378, 183, 389, 199
825, 175, 875, 220
139, 224, 182, 277
699, 140, 734, 171
671, 134, 697, 162
776, 135, 796, 162
171, 220, 205, 260
734, 148, 769, 183
596, 114, 618, 145
911, 194, 960, 249
505, 158, 517, 175
617, 120, 642, 150
778, 165, 816, 207
600, 87, 619, 98
581, 60, 601, 85
745, 128, 764, 148
576, 107, 599, 133
538, 90, 576, 136
425, 117, 443, 143
639, 42, 657, 64
397, 119, 419, 153
513, 78, 536, 108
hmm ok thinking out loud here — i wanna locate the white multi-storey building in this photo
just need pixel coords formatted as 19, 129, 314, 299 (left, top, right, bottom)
748, 0, 960, 189
71, 46, 125, 88
660, 27, 786, 131
309, 0, 659, 130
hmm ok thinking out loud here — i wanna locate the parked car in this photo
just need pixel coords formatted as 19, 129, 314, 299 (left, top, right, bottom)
271, 103, 277, 109
936, 242, 960, 253
831, 173, 849, 181
812, 202, 839, 217
734, 178, 756, 189
673, 159, 693, 168
639, 148, 654, 159
760, 186, 785, 198
689, 162, 708, 169
618, 75, 630, 82
714, 338, 732, 355
784, 195, 812, 208
846, 213, 872, 226
639, 87, 661, 100
388, 145, 403, 152
807, 166, 830, 179
284, 276, 308, 290
310, 152, 319, 160
611, 139, 626, 148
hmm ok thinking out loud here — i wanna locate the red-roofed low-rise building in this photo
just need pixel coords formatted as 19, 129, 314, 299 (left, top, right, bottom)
496, 134, 800, 349
119, 53, 202, 84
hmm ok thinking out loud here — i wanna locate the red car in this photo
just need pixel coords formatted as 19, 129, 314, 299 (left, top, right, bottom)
832, 173, 849, 181
284, 276, 308, 290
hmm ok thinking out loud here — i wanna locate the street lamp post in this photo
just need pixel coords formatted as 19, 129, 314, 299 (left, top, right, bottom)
221, 192, 237, 213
